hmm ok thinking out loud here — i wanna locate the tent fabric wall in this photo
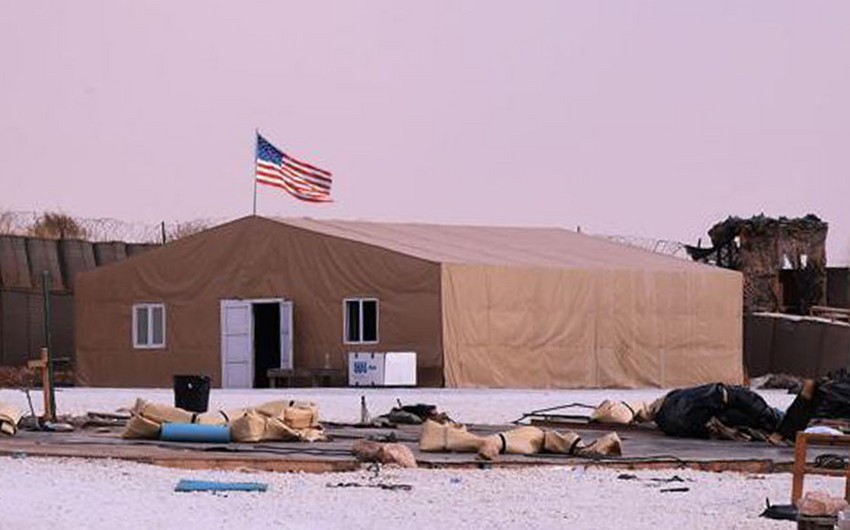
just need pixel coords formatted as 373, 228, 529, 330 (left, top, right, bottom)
75, 217, 443, 387
441, 264, 743, 388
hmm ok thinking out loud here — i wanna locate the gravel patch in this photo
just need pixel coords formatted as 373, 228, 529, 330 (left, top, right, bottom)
0, 456, 840, 530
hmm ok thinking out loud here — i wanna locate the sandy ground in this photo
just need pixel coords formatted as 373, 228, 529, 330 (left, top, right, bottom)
0, 457, 842, 530
0, 387, 813, 529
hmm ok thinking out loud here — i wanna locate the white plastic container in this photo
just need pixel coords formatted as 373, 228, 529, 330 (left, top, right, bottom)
347, 351, 417, 386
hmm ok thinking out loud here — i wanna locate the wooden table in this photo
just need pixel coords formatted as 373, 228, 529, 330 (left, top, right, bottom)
791, 432, 850, 504
267, 368, 339, 388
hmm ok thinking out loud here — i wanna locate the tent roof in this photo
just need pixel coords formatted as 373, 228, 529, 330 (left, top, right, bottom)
272, 217, 727, 272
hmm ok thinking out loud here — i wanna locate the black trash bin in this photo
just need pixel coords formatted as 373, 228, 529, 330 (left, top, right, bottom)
173, 375, 211, 413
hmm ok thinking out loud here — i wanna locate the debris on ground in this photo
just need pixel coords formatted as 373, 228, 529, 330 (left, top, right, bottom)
752, 373, 804, 393
174, 479, 268, 493
326, 482, 413, 491
798, 491, 850, 517
364, 397, 454, 428
760, 499, 798, 521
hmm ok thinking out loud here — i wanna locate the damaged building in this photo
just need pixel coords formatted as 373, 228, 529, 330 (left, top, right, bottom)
688, 214, 850, 379
687, 214, 828, 314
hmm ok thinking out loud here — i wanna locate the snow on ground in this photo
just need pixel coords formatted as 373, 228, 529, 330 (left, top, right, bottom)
0, 456, 839, 530
0, 386, 798, 424
0, 387, 807, 529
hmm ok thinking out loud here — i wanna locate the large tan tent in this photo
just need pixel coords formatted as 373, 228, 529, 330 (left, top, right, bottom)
75, 216, 743, 388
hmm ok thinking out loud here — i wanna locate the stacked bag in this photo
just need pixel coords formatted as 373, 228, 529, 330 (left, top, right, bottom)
124, 399, 325, 443
0, 403, 22, 436
419, 420, 622, 461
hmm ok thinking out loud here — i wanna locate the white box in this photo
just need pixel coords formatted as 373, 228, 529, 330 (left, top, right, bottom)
348, 351, 417, 386
383, 352, 417, 386
348, 352, 384, 386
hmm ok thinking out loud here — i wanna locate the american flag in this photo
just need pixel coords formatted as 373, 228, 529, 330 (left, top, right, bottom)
255, 133, 333, 203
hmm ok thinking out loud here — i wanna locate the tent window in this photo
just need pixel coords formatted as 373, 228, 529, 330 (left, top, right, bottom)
133, 303, 166, 349
344, 298, 379, 344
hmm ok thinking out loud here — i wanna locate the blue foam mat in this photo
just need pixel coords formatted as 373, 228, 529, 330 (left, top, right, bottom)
175, 480, 268, 492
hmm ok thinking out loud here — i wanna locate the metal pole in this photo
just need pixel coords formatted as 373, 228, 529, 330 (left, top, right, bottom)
253, 129, 259, 216
41, 270, 56, 421
161, 221, 167, 244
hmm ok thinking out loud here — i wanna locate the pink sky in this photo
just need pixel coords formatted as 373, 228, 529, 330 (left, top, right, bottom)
1, 2, 848, 263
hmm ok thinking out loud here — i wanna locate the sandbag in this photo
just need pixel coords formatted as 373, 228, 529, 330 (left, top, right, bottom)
135, 400, 194, 425
419, 419, 467, 452
543, 430, 622, 457
123, 414, 161, 439
591, 400, 652, 424
229, 411, 266, 443
418, 421, 621, 461
0, 403, 23, 436
122, 398, 325, 442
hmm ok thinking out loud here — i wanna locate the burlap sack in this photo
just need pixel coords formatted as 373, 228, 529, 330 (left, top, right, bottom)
263, 417, 302, 442
254, 400, 287, 419
543, 430, 583, 454
195, 411, 229, 426
352, 440, 418, 468
798, 491, 850, 516
137, 400, 194, 424
501, 426, 545, 455
577, 432, 622, 457
445, 426, 486, 453
298, 428, 326, 443
254, 400, 319, 426
591, 400, 647, 424
420, 419, 455, 452
230, 411, 266, 443
0, 402, 22, 436
284, 407, 316, 430
123, 414, 161, 439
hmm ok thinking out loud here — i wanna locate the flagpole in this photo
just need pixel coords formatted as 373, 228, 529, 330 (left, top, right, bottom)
252, 129, 258, 216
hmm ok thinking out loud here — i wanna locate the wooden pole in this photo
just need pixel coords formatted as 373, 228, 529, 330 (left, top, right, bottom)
41, 271, 56, 421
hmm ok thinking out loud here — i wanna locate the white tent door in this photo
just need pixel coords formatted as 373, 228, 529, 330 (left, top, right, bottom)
220, 300, 253, 388
280, 301, 293, 370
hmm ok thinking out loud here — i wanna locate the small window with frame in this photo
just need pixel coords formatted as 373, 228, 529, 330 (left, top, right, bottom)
133, 303, 166, 349
344, 298, 378, 344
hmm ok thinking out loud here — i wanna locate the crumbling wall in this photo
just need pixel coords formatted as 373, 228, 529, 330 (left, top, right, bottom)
706, 215, 828, 313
